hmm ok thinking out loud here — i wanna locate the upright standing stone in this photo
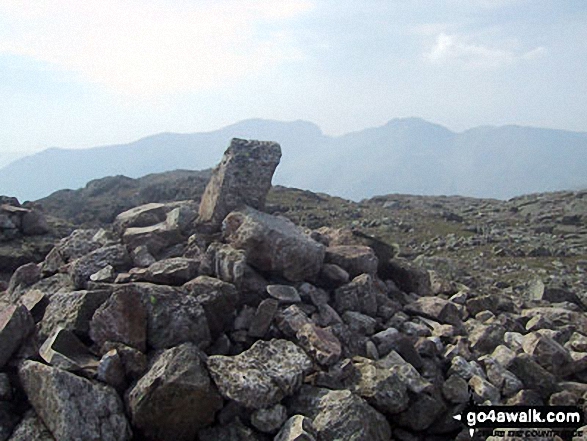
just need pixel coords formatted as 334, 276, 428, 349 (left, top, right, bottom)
197, 138, 282, 232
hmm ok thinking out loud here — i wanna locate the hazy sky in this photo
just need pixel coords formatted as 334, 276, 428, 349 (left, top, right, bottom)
1, 0, 586, 164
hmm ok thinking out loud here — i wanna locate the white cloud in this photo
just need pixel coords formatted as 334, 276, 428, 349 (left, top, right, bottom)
425, 33, 545, 68
0, 0, 314, 96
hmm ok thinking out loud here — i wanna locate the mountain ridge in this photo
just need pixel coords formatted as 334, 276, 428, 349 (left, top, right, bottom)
1, 117, 586, 202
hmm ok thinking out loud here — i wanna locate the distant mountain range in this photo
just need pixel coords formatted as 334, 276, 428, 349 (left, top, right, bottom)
1, 118, 586, 202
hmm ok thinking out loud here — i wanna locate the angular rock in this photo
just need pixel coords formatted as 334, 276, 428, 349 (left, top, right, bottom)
19, 360, 131, 441
352, 357, 410, 415
7, 262, 41, 301
318, 263, 350, 289
396, 394, 446, 431
39, 289, 110, 339
267, 285, 301, 303
114, 202, 169, 232
127, 343, 222, 441
469, 375, 500, 404
223, 207, 325, 282
509, 354, 560, 399
137, 283, 211, 349
96, 349, 127, 392
276, 305, 313, 338
324, 245, 378, 278
144, 257, 200, 285
248, 298, 279, 338
18, 289, 49, 322
378, 350, 433, 394
122, 222, 183, 257
90, 285, 147, 352
41, 229, 103, 274
68, 244, 130, 289
197, 138, 281, 231
130, 245, 156, 268
404, 296, 461, 326
296, 323, 342, 366
274, 415, 317, 441
21, 209, 50, 235
0, 305, 35, 368
289, 386, 391, 441
207, 339, 312, 409
385, 258, 432, 296
333, 274, 378, 316
251, 404, 288, 434
198, 418, 265, 441
522, 331, 573, 374
342, 311, 377, 335
102, 342, 147, 381
39, 327, 99, 375
7, 409, 54, 441
184, 276, 239, 338
468, 323, 506, 354
442, 374, 470, 403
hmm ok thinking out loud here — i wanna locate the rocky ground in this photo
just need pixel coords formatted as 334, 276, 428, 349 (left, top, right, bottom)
0, 139, 586, 440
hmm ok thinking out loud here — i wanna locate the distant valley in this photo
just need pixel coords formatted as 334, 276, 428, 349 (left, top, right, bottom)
1, 117, 586, 202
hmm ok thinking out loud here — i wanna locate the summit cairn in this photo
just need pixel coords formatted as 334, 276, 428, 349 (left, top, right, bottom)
196, 138, 282, 232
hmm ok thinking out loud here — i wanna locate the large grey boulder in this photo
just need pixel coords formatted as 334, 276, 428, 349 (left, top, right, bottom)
19, 361, 131, 441
207, 339, 312, 409
223, 207, 325, 282
289, 386, 391, 441
127, 343, 222, 441
197, 138, 281, 231
0, 305, 35, 368
7, 410, 54, 441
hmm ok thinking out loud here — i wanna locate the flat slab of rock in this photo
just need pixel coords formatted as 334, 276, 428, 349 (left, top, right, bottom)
197, 138, 282, 231
39, 327, 99, 375
127, 343, 222, 441
19, 361, 131, 441
404, 296, 461, 326
0, 305, 34, 368
223, 207, 325, 282
143, 257, 201, 285
325, 245, 378, 278
207, 339, 312, 409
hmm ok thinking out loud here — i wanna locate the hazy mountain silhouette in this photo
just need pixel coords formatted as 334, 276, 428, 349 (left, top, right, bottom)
1, 117, 586, 201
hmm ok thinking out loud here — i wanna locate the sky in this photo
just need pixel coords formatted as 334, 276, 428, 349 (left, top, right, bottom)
1, 0, 586, 166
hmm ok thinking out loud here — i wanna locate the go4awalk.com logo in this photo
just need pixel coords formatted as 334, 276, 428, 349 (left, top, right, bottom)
453, 404, 585, 438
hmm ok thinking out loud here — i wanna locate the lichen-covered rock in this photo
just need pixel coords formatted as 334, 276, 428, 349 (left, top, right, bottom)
223, 207, 325, 282
68, 244, 130, 289
127, 343, 222, 441
197, 138, 281, 231
0, 305, 35, 368
333, 274, 378, 316
7, 409, 54, 441
19, 361, 131, 441
296, 323, 342, 366
144, 257, 201, 285
289, 386, 391, 441
274, 415, 317, 441
207, 339, 312, 409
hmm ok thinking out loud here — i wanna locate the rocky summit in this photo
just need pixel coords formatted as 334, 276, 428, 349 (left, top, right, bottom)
0, 138, 586, 441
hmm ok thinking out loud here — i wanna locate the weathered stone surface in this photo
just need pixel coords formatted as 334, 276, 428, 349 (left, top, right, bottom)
90, 285, 147, 352
509, 354, 560, 398
184, 275, 238, 338
69, 244, 130, 288
130, 245, 156, 268
144, 257, 200, 285
197, 138, 281, 230
96, 349, 127, 392
198, 418, 265, 441
41, 229, 102, 274
333, 273, 378, 316
396, 393, 446, 431
351, 357, 410, 415
324, 245, 378, 278
102, 342, 147, 381
7, 409, 54, 441
267, 284, 301, 303
251, 403, 288, 434
469, 375, 500, 404
442, 374, 470, 403
39, 327, 99, 375
127, 343, 222, 441
248, 298, 279, 338
296, 323, 342, 366
318, 263, 350, 289
19, 360, 131, 441
385, 258, 432, 296
39, 289, 110, 339
289, 386, 391, 441
114, 202, 168, 232
522, 331, 573, 374
122, 222, 183, 256
342, 311, 377, 335
0, 305, 34, 368
7, 262, 40, 301
136, 282, 211, 349
276, 305, 313, 338
21, 209, 50, 235
404, 296, 461, 326
274, 415, 317, 441
223, 207, 325, 282
0, 403, 19, 441
207, 339, 312, 409
378, 350, 433, 394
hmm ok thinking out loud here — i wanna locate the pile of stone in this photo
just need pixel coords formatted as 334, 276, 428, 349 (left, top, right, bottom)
0, 138, 586, 441
0, 198, 49, 242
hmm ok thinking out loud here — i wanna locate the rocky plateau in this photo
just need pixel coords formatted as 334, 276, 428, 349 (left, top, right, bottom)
0, 137, 586, 441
